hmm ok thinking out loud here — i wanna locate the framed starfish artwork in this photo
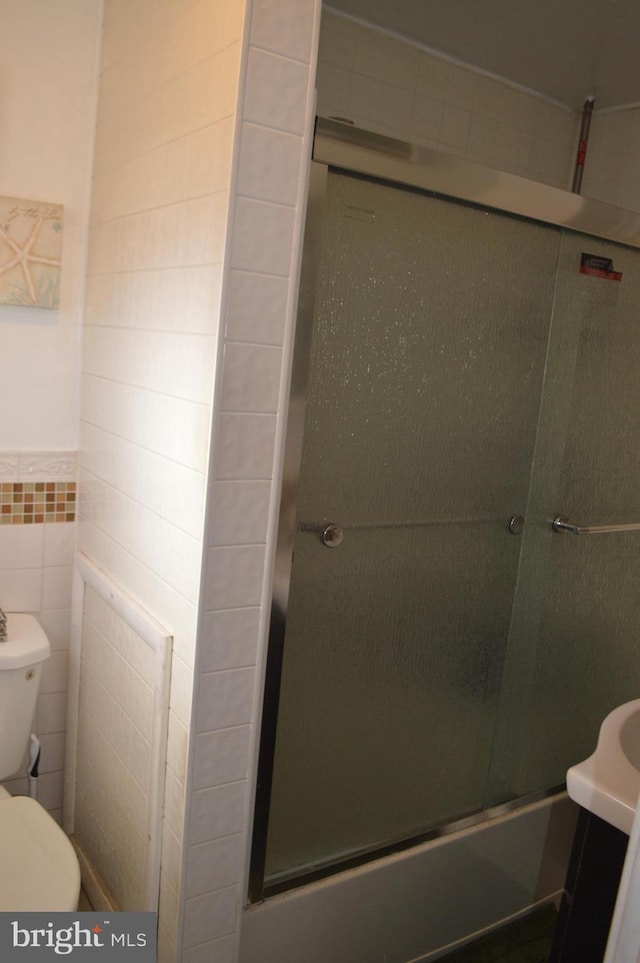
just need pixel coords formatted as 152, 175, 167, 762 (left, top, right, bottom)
0, 196, 63, 309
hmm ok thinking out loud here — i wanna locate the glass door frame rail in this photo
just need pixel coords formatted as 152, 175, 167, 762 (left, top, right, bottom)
249, 118, 640, 903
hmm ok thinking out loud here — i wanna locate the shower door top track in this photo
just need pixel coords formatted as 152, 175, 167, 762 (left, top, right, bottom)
314, 117, 640, 249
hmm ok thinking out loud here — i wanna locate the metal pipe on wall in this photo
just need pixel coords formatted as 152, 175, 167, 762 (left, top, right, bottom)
572, 96, 595, 194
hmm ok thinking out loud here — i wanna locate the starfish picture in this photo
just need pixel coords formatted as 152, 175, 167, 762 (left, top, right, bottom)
0, 196, 63, 308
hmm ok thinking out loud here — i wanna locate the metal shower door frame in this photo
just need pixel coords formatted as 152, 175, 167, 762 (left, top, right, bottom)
249, 119, 640, 902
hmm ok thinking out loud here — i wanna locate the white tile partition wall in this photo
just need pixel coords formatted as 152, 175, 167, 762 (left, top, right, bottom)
180, 1, 321, 960
79, 1, 246, 959
317, 8, 579, 190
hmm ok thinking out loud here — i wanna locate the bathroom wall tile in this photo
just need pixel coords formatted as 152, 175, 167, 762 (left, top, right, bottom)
410, 94, 444, 145
196, 2, 230, 61
186, 833, 244, 898
210, 480, 271, 546
440, 105, 472, 150
225, 270, 289, 346
350, 73, 385, 124
38, 608, 72, 651
193, 726, 251, 790
189, 780, 248, 845
318, 10, 358, 71
490, 121, 521, 168
182, 935, 235, 963
183, 885, 239, 948
40, 650, 69, 695
34, 770, 65, 812
0, 453, 19, 483
444, 64, 478, 112
169, 652, 194, 728
81, 421, 206, 539
38, 732, 66, 774
318, 11, 576, 190
353, 25, 389, 81
81, 375, 211, 474
220, 343, 282, 413
385, 37, 421, 92
415, 50, 449, 100
83, 327, 217, 405
378, 85, 413, 137
196, 667, 256, 732
163, 765, 186, 843
215, 413, 277, 480
36, 692, 67, 734
315, 61, 352, 118
161, 823, 183, 901
467, 113, 499, 159
43, 523, 76, 567
237, 124, 302, 206
244, 48, 310, 135
186, 125, 220, 198
42, 565, 73, 610
0, 524, 44, 569
166, 710, 189, 784
204, 545, 266, 610
1, 775, 28, 796
201, 608, 261, 671
0, 569, 42, 612
231, 198, 296, 276
158, 869, 180, 955
473, 75, 507, 122
18, 452, 77, 482
251, 0, 315, 63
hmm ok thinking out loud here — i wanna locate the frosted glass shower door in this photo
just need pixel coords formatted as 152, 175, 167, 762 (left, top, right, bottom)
487, 232, 640, 804
263, 171, 562, 884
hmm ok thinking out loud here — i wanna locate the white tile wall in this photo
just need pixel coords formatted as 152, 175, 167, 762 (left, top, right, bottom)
179, 1, 321, 961
0, 451, 78, 822
316, 9, 579, 190
79, 0, 247, 956
582, 108, 640, 213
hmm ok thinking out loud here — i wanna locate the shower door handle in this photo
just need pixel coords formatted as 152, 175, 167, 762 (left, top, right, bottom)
321, 524, 344, 547
552, 515, 640, 534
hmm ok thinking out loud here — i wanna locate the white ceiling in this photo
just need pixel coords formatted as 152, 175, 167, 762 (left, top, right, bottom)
327, 0, 640, 110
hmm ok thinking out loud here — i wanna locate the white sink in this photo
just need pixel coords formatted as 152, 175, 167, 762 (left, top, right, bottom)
567, 700, 640, 836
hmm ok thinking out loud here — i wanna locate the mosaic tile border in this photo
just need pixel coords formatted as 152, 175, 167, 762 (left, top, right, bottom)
0, 481, 76, 524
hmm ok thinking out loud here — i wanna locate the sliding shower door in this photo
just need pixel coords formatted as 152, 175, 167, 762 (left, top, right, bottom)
261, 170, 562, 886
487, 231, 640, 804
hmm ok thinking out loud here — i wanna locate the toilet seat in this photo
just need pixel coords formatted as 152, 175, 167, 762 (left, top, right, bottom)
0, 791, 80, 911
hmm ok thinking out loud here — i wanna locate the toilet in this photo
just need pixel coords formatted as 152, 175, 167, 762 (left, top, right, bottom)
0, 613, 80, 911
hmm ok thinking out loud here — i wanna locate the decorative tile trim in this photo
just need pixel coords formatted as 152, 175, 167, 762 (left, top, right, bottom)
0, 454, 19, 480
0, 451, 78, 484
19, 451, 77, 481
0, 481, 76, 524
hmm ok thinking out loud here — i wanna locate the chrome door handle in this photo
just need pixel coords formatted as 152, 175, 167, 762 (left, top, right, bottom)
552, 515, 640, 534
321, 524, 344, 547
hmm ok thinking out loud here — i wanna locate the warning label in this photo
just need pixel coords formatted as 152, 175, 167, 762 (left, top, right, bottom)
580, 253, 622, 281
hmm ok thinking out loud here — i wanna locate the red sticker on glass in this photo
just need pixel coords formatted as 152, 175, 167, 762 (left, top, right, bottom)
580, 253, 622, 281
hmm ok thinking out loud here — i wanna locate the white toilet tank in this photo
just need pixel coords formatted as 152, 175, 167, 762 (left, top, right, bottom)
0, 614, 50, 779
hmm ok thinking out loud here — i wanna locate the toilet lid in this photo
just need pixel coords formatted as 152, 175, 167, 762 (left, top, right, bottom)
0, 796, 80, 911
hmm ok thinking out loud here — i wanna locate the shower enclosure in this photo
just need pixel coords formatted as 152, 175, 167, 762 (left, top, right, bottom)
250, 120, 640, 900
